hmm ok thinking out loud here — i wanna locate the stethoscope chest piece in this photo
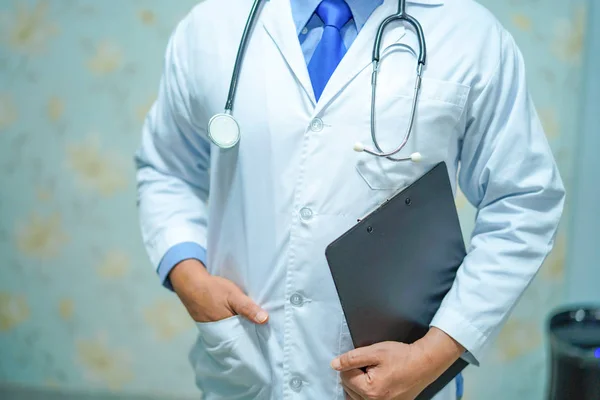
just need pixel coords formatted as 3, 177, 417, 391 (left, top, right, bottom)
208, 113, 241, 149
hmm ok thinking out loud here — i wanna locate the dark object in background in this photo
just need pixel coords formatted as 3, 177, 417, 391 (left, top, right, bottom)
547, 306, 600, 400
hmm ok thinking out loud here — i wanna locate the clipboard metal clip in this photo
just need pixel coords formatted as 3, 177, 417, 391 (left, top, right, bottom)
356, 185, 409, 223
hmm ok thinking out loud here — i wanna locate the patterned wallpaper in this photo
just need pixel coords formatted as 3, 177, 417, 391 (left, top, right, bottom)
0, 0, 588, 399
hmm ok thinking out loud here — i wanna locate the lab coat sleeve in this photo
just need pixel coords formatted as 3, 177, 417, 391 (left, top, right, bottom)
429, 28, 566, 364
134, 19, 211, 277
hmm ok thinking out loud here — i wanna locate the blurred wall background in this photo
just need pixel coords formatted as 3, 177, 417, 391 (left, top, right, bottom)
0, 0, 593, 399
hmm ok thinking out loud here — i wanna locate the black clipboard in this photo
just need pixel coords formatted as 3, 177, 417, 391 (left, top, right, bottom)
325, 162, 469, 399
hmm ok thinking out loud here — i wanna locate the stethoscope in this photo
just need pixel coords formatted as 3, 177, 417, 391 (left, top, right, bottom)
208, 0, 426, 163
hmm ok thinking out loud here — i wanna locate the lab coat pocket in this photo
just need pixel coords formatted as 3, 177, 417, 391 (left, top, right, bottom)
190, 315, 271, 400
355, 79, 469, 191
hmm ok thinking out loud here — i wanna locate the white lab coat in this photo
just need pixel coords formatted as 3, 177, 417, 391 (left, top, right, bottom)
135, 0, 565, 399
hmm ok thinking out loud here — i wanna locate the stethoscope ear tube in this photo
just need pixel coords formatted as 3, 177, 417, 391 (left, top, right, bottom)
361, 0, 427, 162
404, 14, 426, 66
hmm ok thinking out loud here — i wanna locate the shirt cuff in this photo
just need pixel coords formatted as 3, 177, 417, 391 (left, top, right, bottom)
429, 305, 486, 366
157, 242, 207, 291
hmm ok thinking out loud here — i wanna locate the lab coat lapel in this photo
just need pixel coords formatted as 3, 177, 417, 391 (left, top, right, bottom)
313, 0, 406, 114
262, 0, 316, 105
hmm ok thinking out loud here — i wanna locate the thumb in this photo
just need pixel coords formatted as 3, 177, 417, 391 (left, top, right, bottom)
228, 291, 269, 324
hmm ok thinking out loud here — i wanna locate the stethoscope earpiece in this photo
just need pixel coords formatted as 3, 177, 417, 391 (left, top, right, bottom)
354, 141, 422, 163
410, 152, 422, 162
353, 142, 366, 152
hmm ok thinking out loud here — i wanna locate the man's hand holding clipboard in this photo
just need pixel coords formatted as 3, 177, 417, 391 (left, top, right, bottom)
332, 328, 464, 400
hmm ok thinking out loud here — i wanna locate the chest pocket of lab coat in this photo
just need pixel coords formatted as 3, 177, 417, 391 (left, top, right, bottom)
355, 78, 470, 191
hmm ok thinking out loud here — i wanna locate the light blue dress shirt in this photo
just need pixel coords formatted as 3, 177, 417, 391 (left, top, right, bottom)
157, 0, 383, 290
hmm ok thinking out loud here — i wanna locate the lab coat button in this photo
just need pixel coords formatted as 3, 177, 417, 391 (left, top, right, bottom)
310, 118, 323, 132
290, 377, 303, 391
290, 293, 304, 306
299, 207, 313, 220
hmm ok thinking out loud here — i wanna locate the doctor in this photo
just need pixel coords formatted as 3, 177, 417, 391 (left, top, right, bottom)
135, 0, 565, 399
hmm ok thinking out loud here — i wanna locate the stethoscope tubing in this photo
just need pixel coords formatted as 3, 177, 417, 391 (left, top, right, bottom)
224, 0, 265, 113
365, 0, 426, 161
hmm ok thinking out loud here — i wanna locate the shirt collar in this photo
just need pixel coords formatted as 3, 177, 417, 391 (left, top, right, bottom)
346, 0, 384, 32
290, 0, 443, 36
291, 0, 384, 36
291, 0, 321, 36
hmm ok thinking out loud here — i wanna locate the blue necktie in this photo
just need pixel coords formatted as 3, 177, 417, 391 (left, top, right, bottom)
307, 0, 352, 101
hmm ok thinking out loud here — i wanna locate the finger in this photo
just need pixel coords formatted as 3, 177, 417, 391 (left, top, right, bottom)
340, 368, 368, 395
228, 292, 269, 324
332, 346, 382, 371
